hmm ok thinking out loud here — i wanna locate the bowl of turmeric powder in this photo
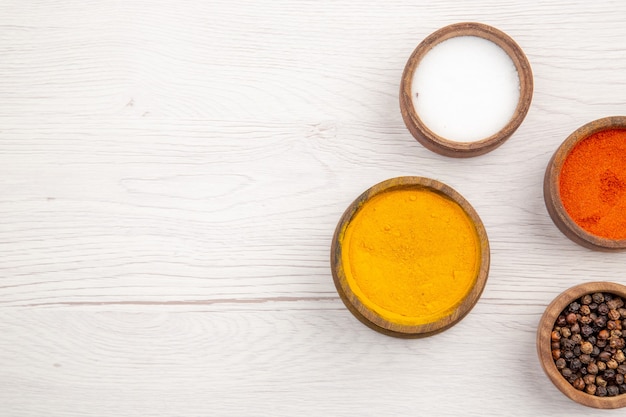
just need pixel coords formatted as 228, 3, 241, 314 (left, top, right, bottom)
330, 176, 490, 338
544, 116, 626, 251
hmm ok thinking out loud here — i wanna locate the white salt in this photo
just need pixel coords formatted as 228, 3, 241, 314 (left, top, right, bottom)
411, 36, 520, 143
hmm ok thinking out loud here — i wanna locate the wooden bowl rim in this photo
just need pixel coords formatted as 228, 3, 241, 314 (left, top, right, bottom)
330, 176, 490, 338
399, 22, 534, 158
543, 116, 626, 251
537, 282, 626, 409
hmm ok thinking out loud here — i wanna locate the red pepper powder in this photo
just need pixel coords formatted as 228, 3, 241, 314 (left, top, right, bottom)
559, 129, 626, 240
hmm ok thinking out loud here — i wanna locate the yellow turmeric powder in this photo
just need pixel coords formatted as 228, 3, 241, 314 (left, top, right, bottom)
340, 188, 481, 326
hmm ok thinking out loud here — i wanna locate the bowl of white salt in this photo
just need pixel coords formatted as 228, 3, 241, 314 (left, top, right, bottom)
400, 22, 533, 157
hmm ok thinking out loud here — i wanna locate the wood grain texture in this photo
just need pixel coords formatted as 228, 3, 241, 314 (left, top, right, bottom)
2, 0, 626, 415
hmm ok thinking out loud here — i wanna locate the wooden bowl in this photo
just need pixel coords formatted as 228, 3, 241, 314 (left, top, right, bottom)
543, 116, 626, 251
330, 177, 490, 338
399, 22, 533, 157
537, 282, 626, 409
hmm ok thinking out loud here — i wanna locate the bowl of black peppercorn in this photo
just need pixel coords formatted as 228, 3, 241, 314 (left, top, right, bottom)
537, 282, 626, 409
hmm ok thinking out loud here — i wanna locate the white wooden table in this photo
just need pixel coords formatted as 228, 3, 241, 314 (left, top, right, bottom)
2, 1, 626, 415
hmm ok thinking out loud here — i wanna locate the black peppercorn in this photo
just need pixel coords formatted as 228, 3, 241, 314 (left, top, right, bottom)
586, 384, 597, 395
566, 312, 578, 325
580, 305, 591, 316
598, 303, 609, 316
597, 386, 608, 397
570, 358, 582, 371
593, 293, 605, 304
608, 385, 620, 396
562, 368, 573, 378
608, 298, 624, 310
555, 358, 566, 369
581, 325, 594, 337
599, 351, 612, 362
573, 377, 585, 390
561, 338, 575, 350
569, 302, 581, 313
610, 338, 620, 349
580, 341, 593, 354
620, 384, 626, 394
579, 354, 592, 365
595, 316, 607, 328
609, 309, 621, 321
583, 373, 596, 385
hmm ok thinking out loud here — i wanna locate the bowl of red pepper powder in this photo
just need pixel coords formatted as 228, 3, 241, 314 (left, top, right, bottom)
544, 116, 626, 250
